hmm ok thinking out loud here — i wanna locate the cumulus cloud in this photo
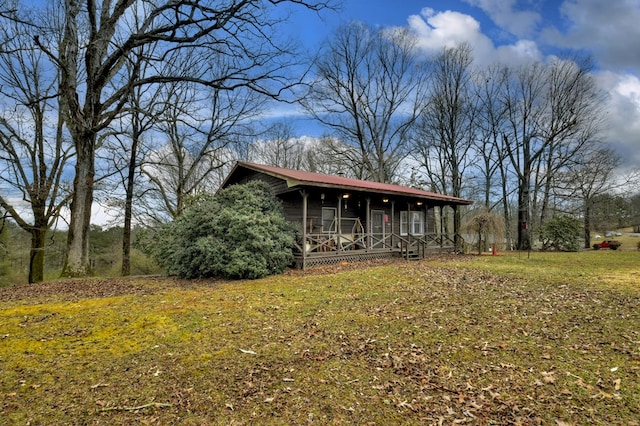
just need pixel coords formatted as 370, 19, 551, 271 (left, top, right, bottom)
406, 8, 542, 66
594, 71, 640, 167
542, 0, 640, 71
403, 5, 639, 169
464, 0, 542, 38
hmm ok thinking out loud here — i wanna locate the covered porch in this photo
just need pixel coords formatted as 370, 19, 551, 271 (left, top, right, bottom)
220, 162, 473, 270
292, 189, 465, 269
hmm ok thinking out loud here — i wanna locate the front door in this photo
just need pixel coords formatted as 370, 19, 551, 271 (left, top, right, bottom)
371, 210, 385, 248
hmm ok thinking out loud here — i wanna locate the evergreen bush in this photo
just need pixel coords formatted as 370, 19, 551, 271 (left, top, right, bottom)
147, 181, 294, 279
541, 215, 582, 252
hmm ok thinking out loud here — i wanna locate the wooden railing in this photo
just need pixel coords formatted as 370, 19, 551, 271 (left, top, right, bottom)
294, 228, 463, 257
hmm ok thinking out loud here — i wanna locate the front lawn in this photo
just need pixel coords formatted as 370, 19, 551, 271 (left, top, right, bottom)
1, 253, 638, 424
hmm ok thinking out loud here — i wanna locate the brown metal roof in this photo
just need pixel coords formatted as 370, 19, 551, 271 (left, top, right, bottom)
227, 162, 473, 205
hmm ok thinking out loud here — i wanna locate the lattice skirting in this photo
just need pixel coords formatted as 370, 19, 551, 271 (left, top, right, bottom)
293, 251, 400, 269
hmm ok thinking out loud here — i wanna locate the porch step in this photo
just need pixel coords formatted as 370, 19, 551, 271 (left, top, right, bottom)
405, 250, 420, 260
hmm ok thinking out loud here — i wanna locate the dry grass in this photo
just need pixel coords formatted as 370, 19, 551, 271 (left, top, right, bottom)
1, 253, 639, 425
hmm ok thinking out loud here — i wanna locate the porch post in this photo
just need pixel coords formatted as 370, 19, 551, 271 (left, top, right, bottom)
440, 206, 445, 248
390, 200, 395, 250
337, 195, 342, 251
453, 204, 461, 252
365, 198, 371, 249
301, 190, 308, 268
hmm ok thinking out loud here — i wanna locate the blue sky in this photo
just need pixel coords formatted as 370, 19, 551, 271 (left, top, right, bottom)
279, 0, 640, 170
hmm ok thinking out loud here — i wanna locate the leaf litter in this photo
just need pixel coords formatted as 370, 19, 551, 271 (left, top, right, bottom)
1, 255, 639, 424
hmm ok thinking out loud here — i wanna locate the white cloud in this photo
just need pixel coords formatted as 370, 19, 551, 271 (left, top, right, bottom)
542, 0, 640, 70
407, 8, 541, 67
404, 5, 639, 171
464, 0, 541, 37
408, 8, 492, 53
594, 71, 640, 167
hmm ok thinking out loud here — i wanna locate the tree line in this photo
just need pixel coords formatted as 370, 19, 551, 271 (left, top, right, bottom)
0, 2, 637, 283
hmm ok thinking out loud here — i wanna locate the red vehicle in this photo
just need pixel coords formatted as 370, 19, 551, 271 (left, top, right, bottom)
593, 240, 621, 250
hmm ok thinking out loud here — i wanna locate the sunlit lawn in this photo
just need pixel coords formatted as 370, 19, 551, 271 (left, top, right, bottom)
1, 251, 638, 425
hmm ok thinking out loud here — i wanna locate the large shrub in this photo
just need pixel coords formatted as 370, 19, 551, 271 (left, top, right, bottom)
540, 215, 582, 252
148, 181, 294, 279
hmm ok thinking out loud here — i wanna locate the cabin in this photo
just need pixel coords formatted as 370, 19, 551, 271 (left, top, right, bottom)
221, 162, 473, 269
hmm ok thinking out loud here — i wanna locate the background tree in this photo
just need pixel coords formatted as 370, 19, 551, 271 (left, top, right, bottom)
589, 193, 632, 233
249, 121, 306, 169
303, 22, 428, 182
0, 9, 74, 283
141, 68, 261, 219
558, 147, 622, 248
532, 58, 604, 226
28, 0, 329, 277
99, 44, 165, 276
472, 66, 509, 209
501, 57, 603, 250
472, 66, 518, 248
413, 43, 477, 244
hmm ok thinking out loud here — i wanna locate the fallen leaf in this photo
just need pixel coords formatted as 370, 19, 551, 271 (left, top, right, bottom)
90, 383, 110, 389
614, 378, 621, 391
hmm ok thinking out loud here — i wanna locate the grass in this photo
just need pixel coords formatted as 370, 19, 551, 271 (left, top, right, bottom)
1, 252, 639, 425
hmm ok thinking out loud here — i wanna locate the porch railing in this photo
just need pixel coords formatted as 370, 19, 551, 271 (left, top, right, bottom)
295, 231, 463, 256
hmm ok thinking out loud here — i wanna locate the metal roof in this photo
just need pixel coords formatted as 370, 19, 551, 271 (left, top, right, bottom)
225, 162, 473, 205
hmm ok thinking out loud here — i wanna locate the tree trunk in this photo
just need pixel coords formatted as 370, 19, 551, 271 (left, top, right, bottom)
28, 225, 47, 283
583, 200, 592, 249
62, 134, 95, 277
121, 132, 139, 276
517, 170, 531, 251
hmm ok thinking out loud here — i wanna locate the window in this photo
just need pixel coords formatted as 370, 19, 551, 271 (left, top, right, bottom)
400, 211, 408, 236
322, 207, 337, 233
411, 211, 424, 235
400, 210, 424, 235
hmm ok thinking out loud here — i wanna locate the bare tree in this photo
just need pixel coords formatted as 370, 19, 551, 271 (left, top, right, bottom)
303, 22, 429, 182
473, 65, 516, 247
501, 57, 603, 250
27, 0, 330, 277
558, 147, 636, 248
302, 136, 360, 177
412, 43, 478, 245
249, 121, 306, 169
142, 66, 262, 219
0, 9, 74, 283
532, 58, 604, 229
98, 44, 166, 276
